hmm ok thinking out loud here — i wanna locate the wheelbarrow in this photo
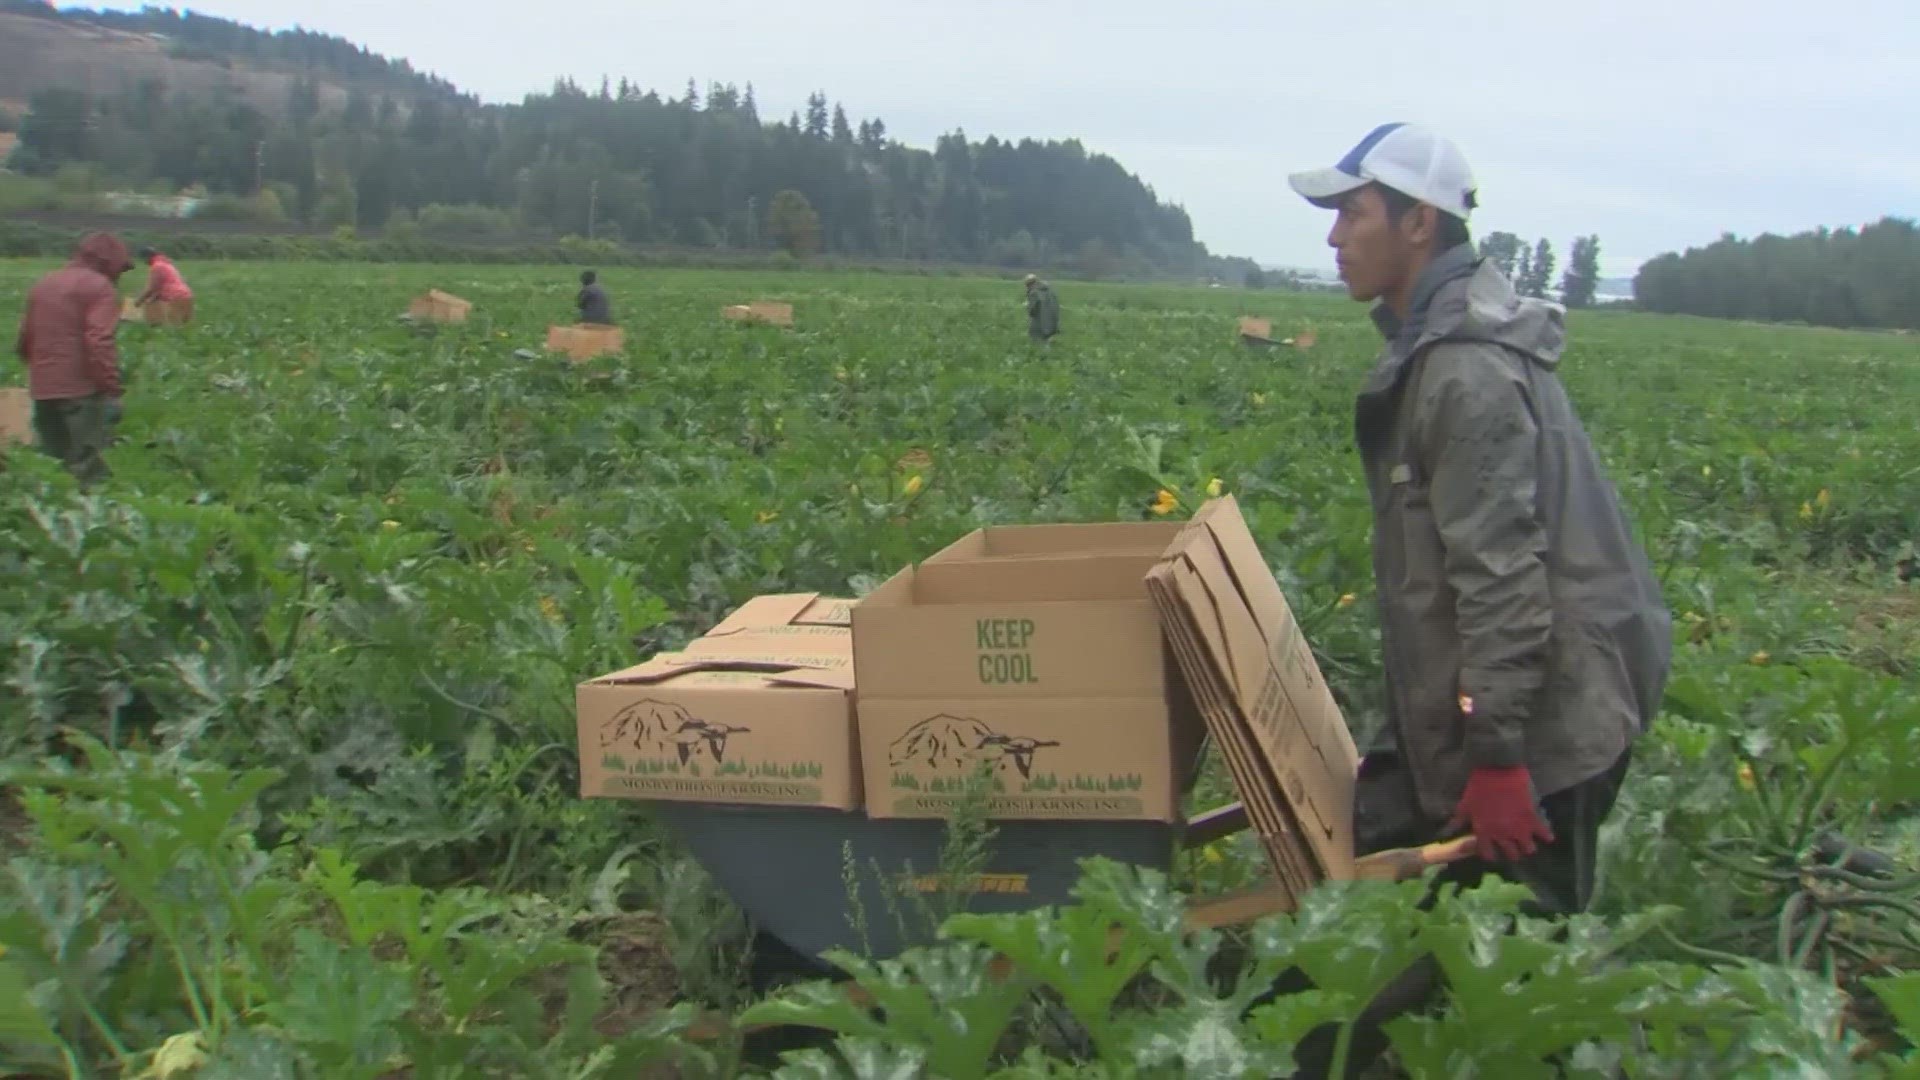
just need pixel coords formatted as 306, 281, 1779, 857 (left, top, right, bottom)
648, 732, 1216, 980
665, 785, 1477, 1043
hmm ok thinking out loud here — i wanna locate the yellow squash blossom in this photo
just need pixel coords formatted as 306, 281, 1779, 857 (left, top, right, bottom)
1150, 489, 1179, 516
1337, 593, 1357, 608
1206, 477, 1224, 498
1737, 762, 1757, 791
903, 474, 925, 497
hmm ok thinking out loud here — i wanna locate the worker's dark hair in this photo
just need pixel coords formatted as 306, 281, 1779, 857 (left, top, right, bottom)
1373, 183, 1472, 251
138, 247, 157, 261
580, 269, 597, 285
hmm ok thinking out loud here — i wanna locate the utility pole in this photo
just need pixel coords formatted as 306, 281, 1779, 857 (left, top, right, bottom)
587, 178, 599, 240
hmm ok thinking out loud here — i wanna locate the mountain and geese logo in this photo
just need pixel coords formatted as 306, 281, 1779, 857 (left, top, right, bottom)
600, 699, 751, 765
888, 714, 1060, 779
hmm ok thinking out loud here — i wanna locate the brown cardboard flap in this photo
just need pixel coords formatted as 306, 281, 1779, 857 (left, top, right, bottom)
951, 521, 1185, 560
598, 651, 850, 686
913, 554, 1162, 604
709, 593, 821, 636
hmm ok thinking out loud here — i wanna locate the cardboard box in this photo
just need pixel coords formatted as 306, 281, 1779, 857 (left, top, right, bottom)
852, 521, 1205, 823
576, 594, 861, 810
0, 388, 33, 448
722, 301, 795, 328
1145, 495, 1358, 896
1238, 316, 1273, 342
121, 297, 193, 326
546, 324, 625, 362
407, 289, 472, 324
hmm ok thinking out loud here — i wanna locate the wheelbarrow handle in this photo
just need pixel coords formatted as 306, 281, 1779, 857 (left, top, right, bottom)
1350, 834, 1480, 882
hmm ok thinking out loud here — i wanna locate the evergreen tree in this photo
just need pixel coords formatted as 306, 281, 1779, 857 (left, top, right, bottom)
1522, 237, 1556, 299
1560, 235, 1602, 308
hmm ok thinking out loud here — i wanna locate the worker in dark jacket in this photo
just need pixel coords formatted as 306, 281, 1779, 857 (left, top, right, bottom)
14, 232, 133, 485
577, 269, 614, 325
1279, 123, 1672, 1075
1024, 274, 1059, 342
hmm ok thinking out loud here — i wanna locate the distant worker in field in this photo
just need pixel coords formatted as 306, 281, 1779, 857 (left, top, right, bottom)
14, 231, 134, 486
1024, 273, 1059, 343
577, 269, 614, 326
135, 246, 194, 321
1281, 122, 1672, 1074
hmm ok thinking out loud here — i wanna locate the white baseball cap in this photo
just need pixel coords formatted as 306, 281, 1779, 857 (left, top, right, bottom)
1288, 122, 1478, 220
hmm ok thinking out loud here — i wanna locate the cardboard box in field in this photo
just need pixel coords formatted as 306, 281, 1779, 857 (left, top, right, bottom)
1238, 316, 1273, 342
851, 521, 1207, 823
576, 594, 861, 810
1145, 495, 1359, 896
120, 297, 193, 326
0, 387, 33, 448
722, 301, 794, 328
546, 324, 625, 362
407, 289, 472, 324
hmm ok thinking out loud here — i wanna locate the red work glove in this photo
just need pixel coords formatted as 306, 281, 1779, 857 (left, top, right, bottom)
1447, 766, 1554, 863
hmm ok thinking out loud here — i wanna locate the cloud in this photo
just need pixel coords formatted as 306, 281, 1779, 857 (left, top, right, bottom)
93, 0, 1919, 275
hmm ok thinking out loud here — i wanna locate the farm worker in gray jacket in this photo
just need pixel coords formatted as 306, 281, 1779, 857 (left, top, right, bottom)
577, 269, 614, 325
1024, 274, 1059, 341
1280, 122, 1672, 1074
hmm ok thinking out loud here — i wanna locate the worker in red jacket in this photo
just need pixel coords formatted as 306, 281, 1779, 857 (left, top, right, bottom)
135, 246, 194, 321
14, 232, 133, 485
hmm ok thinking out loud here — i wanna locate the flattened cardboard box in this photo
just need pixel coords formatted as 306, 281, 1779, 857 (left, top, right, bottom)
852, 520, 1205, 823
577, 593, 861, 810
1146, 496, 1359, 889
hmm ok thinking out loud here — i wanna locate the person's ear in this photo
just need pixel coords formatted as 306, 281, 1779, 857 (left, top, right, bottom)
1399, 203, 1437, 249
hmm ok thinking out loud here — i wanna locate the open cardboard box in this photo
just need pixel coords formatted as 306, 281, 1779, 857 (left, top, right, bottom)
851, 520, 1208, 823
576, 594, 861, 810
546, 324, 625, 362
722, 301, 794, 328
0, 388, 33, 449
120, 297, 193, 326
406, 289, 473, 324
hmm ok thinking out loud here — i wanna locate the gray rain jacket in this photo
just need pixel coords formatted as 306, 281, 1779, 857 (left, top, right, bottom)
1355, 243, 1672, 821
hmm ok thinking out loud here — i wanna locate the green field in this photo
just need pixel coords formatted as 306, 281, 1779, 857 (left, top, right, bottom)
2, 260, 1917, 1076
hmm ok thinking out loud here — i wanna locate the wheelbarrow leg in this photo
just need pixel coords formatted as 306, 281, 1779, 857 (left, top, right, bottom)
1183, 802, 1250, 848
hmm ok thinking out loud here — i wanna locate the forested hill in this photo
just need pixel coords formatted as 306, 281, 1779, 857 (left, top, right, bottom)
0, 2, 1241, 279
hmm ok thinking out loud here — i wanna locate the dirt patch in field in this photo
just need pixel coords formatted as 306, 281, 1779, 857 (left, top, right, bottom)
1847, 586, 1920, 677
0, 786, 32, 855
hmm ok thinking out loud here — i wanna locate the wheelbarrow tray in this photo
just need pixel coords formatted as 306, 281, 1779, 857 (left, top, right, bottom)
651, 801, 1182, 971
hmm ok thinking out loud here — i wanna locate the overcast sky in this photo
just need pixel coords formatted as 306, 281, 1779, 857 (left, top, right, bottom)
94, 0, 1919, 278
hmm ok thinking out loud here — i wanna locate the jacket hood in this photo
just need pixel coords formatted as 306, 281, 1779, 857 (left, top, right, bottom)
1360, 245, 1566, 407
1413, 253, 1566, 371
72, 232, 133, 281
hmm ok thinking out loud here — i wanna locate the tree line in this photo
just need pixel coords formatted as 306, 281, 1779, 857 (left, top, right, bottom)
1632, 218, 1918, 331
2, 4, 1220, 279
1476, 232, 1606, 308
